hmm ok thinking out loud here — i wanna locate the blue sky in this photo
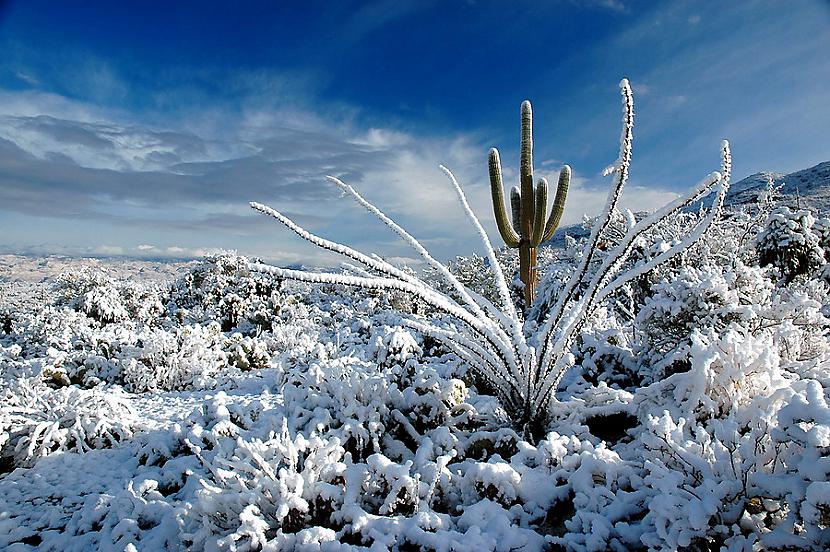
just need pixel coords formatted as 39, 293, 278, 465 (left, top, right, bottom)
0, 0, 828, 265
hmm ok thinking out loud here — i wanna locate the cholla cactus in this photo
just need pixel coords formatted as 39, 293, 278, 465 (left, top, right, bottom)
489, 101, 570, 305
248, 79, 730, 437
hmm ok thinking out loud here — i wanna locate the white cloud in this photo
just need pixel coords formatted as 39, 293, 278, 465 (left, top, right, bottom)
15, 71, 39, 86
94, 245, 124, 256
632, 83, 651, 96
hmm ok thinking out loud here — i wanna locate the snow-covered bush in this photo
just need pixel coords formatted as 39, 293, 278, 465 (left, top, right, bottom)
3, 306, 235, 391
572, 328, 639, 389
756, 207, 826, 283
370, 326, 422, 368
631, 325, 830, 550
759, 279, 830, 363
120, 323, 230, 392
167, 251, 289, 333
634, 262, 772, 379
0, 381, 139, 469
54, 268, 164, 324
223, 332, 271, 371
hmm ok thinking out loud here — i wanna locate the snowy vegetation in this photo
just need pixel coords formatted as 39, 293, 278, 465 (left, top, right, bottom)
2, 81, 830, 550
248, 80, 730, 439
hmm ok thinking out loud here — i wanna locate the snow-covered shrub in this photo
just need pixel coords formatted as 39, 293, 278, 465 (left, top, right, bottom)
149, 379, 577, 550
4, 306, 236, 391
120, 323, 229, 392
0, 381, 139, 469
573, 328, 639, 389
183, 415, 338, 548
811, 214, 830, 251
370, 326, 422, 368
770, 379, 830, 547
758, 279, 830, 363
223, 332, 271, 371
626, 322, 830, 550
54, 268, 164, 324
167, 251, 289, 333
677, 329, 784, 417
634, 263, 772, 379
756, 207, 826, 283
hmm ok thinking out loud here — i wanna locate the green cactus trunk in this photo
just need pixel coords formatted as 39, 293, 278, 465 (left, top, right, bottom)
519, 243, 537, 304
489, 100, 570, 308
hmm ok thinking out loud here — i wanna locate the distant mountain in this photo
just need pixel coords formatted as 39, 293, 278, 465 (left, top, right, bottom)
726, 160, 830, 212
542, 160, 830, 249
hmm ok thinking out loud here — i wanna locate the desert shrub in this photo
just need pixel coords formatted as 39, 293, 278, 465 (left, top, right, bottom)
634, 262, 772, 379
573, 328, 640, 389
0, 380, 139, 469
369, 326, 422, 369
758, 278, 830, 363
120, 323, 230, 392
756, 207, 826, 283
634, 327, 830, 550
54, 269, 164, 324
166, 251, 289, 333
223, 332, 271, 371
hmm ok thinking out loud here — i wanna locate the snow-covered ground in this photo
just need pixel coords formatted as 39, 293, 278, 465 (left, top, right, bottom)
2, 181, 830, 551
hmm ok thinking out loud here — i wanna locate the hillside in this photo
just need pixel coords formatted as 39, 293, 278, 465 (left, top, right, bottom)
543, 159, 830, 249
726, 160, 830, 211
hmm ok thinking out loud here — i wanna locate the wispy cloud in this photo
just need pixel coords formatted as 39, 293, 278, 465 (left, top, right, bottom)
570, 0, 627, 13
0, 85, 678, 265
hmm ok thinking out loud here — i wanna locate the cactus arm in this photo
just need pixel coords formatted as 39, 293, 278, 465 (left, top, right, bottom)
510, 186, 522, 232
541, 165, 571, 242
519, 100, 535, 240
489, 148, 521, 247
530, 178, 548, 246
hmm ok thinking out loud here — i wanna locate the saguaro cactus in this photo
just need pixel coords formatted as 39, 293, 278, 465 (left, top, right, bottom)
489, 100, 570, 305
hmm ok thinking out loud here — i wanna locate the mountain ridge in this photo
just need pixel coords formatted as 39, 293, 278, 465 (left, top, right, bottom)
544, 159, 830, 248
726, 160, 830, 211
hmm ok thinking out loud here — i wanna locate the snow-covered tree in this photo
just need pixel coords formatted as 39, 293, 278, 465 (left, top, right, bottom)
756, 207, 826, 283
